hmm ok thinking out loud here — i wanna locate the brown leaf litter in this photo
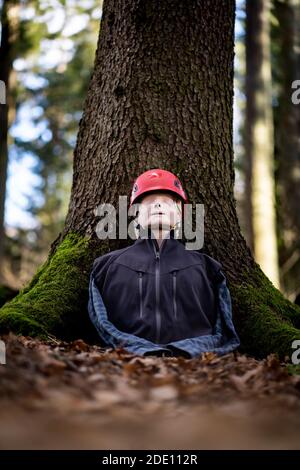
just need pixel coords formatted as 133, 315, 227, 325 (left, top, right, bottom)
0, 333, 300, 449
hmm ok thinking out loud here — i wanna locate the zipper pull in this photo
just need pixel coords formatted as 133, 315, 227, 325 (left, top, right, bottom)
173, 270, 177, 321
152, 238, 160, 260
138, 271, 143, 319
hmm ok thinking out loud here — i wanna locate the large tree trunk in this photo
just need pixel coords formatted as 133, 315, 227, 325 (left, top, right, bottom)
245, 0, 280, 289
1, 0, 300, 358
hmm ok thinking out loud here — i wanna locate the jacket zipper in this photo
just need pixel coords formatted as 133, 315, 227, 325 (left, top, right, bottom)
152, 241, 161, 344
172, 271, 177, 320
151, 236, 169, 343
138, 271, 143, 318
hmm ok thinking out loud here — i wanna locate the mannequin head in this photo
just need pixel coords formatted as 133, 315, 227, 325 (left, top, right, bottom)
135, 191, 182, 238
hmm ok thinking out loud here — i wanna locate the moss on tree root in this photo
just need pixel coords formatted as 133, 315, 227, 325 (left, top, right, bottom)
0, 233, 103, 340
230, 266, 300, 359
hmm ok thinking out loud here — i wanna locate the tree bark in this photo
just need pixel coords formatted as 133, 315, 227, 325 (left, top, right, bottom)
1, 0, 300, 358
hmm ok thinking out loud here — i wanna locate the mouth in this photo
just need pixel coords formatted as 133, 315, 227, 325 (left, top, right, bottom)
151, 212, 165, 216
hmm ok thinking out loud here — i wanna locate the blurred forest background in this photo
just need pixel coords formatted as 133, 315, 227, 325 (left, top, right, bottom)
0, 0, 299, 304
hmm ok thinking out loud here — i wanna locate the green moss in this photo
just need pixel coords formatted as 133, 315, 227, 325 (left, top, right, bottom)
286, 364, 300, 376
0, 233, 103, 340
250, 267, 300, 328
0, 309, 48, 338
230, 265, 300, 360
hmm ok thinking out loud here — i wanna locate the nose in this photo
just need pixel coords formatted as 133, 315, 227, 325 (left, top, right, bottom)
154, 200, 161, 208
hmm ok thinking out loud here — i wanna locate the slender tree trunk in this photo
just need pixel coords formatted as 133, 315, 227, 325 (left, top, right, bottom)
0, 0, 18, 282
274, 0, 300, 298
0, 0, 11, 279
1, 0, 300, 358
245, 0, 280, 289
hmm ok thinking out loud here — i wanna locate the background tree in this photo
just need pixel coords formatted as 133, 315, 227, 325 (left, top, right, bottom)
245, 0, 280, 288
1, 0, 300, 358
272, 0, 300, 300
0, 0, 20, 279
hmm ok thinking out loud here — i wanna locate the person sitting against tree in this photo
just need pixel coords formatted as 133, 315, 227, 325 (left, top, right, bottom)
88, 168, 240, 358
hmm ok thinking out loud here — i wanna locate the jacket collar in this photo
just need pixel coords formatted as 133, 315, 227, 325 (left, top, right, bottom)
138, 225, 183, 255
139, 225, 175, 242
113, 227, 202, 274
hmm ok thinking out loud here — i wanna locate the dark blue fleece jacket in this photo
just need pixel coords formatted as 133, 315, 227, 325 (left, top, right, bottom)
88, 229, 240, 358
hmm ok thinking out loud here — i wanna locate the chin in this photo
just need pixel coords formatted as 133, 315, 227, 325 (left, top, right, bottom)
149, 216, 170, 226
149, 223, 172, 231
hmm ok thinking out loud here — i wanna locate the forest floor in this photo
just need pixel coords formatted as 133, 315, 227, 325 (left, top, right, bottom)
1, 333, 300, 449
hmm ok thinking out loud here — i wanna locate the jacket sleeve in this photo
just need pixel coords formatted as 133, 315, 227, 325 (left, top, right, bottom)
88, 257, 174, 357
165, 264, 241, 359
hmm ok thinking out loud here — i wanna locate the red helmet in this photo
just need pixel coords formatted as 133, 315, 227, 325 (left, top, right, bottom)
129, 168, 188, 208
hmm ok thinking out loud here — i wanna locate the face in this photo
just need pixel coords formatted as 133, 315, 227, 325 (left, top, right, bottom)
136, 191, 182, 231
